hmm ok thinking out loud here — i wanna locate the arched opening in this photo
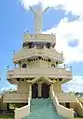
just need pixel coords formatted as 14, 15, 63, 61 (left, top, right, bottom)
28, 42, 34, 48
32, 83, 38, 98
46, 43, 51, 49
59, 78, 62, 82
51, 64, 55, 68
22, 63, 27, 68
41, 83, 50, 98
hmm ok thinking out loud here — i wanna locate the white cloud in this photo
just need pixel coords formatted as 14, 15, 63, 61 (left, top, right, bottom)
20, 0, 83, 16
61, 0, 83, 17
45, 17, 83, 63
62, 75, 83, 92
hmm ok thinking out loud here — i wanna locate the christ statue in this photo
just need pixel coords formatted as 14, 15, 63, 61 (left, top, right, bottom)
29, 4, 49, 33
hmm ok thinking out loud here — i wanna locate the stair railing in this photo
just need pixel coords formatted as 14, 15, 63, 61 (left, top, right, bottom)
14, 84, 32, 119
75, 98, 83, 117
52, 91, 74, 118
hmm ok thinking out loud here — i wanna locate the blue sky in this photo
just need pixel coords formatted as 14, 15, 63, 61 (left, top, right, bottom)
0, 0, 83, 93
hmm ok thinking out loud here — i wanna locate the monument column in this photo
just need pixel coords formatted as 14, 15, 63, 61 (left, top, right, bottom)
29, 83, 32, 98
50, 83, 53, 99
38, 81, 41, 98
30, 5, 49, 34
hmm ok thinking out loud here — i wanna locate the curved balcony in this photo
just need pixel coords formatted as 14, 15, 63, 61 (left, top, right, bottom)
3, 93, 28, 103
7, 67, 72, 84
13, 47, 63, 63
78, 97, 83, 103
56, 93, 76, 102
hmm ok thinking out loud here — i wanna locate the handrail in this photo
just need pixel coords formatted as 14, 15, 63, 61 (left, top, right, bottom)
7, 67, 72, 78
3, 93, 28, 101
7, 67, 71, 72
76, 98, 83, 109
24, 33, 56, 41
52, 91, 74, 118
13, 47, 63, 61
75, 98, 83, 117
14, 87, 31, 119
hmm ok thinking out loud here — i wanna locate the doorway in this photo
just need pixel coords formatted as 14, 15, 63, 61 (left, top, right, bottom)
41, 83, 50, 98
32, 83, 38, 98
66, 103, 70, 108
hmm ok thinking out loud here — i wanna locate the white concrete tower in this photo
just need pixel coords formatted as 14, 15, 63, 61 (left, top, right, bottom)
5, 4, 72, 103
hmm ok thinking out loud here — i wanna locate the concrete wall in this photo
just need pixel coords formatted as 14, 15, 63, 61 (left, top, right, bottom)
78, 97, 83, 103
15, 105, 30, 119
1, 103, 7, 110
0, 96, 7, 110
28, 60, 50, 68
53, 81, 61, 93
56, 93, 76, 102
20, 58, 56, 68
0, 96, 3, 110
17, 57, 57, 69
40, 60, 50, 68
8, 67, 72, 80
17, 80, 29, 93
70, 102, 76, 109
75, 99, 83, 117
24, 33, 56, 42
3, 93, 28, 103
14, 86, 31, 119
13, 47, 63, 63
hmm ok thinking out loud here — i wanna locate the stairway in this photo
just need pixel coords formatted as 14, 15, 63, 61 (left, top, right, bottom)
22, 98, 65, 119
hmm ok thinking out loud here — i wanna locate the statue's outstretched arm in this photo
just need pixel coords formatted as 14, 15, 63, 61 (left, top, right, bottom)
29, 6, 36, 14
43, 7, 50, 13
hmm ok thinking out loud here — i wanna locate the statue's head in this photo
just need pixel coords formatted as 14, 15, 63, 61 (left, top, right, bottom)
36, 2, 42, 12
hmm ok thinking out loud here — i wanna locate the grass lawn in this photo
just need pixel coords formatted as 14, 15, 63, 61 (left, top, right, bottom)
0, 115, 14, 119
0, 113, 14, 119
